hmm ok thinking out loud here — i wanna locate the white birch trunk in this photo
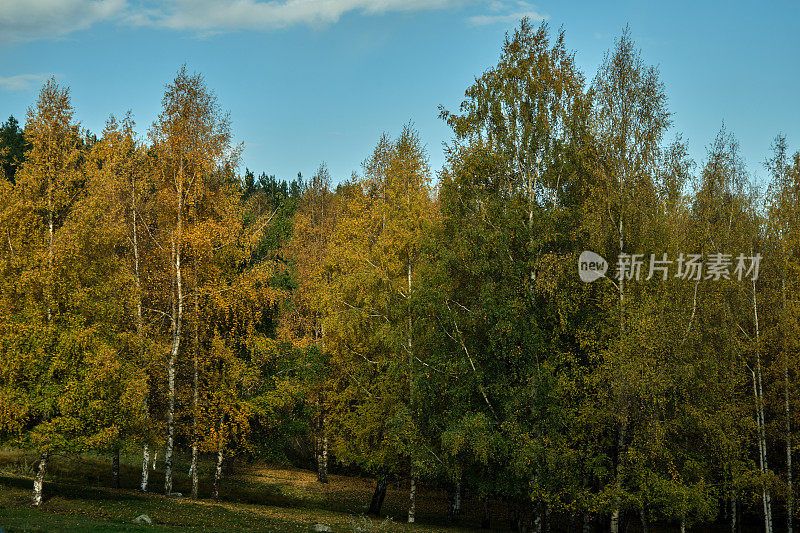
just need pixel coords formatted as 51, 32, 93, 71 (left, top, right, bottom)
212, 447, 223, 500
406, 227, 416, 525
35, 155, 54, 507
212, 414, 225, 500
140, 443, 150, 492
132, 171, 150, 493
32, 453, 48, 506
47, 169, 53, 322
164, 161, 184, 495
191, 265, 199, 499
164, 232, 182, 494
408, 476, 416, 524
752, 277, 773, 533
322, 434, 328, 481
317, 413, 328, 484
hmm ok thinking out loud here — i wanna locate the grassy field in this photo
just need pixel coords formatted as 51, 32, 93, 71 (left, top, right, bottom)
0, 450, 490, 533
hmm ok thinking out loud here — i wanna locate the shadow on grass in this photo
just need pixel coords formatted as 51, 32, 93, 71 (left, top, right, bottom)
0, 452, 483, 532
0, 453, 286, 505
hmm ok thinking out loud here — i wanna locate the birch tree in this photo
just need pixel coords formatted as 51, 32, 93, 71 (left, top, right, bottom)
283, 163, 338, 483
324, 126, 433, 517
589, 27, 670, 532
8, 79, 84, 506
764, 135, 800, 533
149, 66, 238, 495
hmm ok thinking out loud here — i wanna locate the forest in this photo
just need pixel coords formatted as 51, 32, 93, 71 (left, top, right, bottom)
1, 18, 800, 533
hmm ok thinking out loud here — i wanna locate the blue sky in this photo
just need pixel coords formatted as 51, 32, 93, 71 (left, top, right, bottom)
1, 1, 798, 186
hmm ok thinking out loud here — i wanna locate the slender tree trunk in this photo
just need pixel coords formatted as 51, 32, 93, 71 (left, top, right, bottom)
408, 476, 417, 524
752, 277, 773, 533
730, 496, 737, 533
132, 162, 150, 494
191, 259, 200, 499
752, 368, 772, 533
47, 171, 53, 322
406, 245, 417, 524
212, 446, 223, 500
611, 218, 626, 533
787, 362, 794, 533
317, 414, 328, 483
164, 161, 184, 495
112, 449, 120, 488
783, 278, 794, 533
368, 475, 388, 516
448, 480, 462, 524
190, 445, 198, 498
212, 414, 224, 500
32, 453, 48, 506
35, 167, 54, 507
406, 245, 416, 525
640, 508, 649, 533
164, 230, 182, 495
140, 443, 150, 492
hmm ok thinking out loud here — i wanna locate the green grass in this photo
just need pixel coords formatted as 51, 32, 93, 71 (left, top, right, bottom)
0, 450, 482, 533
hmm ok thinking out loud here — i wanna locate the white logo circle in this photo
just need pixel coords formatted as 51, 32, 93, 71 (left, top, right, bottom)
578, 251, 608, 283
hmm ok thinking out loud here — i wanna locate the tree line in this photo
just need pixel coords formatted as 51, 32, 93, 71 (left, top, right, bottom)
2, 19, 800, 533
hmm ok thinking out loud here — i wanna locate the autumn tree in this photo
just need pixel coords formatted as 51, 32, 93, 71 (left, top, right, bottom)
586, 25, 671, 532
324, 126, 433, 519
283, 163, 338, 483
149, 66, 239, 495
763, 135, 800, 533
86, 113, 158, 490
3, 79, 86, 505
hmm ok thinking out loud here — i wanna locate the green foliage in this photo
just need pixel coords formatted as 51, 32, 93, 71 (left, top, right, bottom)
0, 115, 27, 183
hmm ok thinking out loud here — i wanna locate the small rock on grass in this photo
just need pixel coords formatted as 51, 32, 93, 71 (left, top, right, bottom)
310, 523, 332, 532
166, 492, 183, 498
133, 514, 153, 525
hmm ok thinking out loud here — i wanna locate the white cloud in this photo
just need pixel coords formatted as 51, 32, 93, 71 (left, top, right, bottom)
487, 0, 507, 11
0, 0, 126, 43
0, 73, 56, 91
0, 0, 493, 42
130, 0, 469, 32
466, 1, 546, 26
